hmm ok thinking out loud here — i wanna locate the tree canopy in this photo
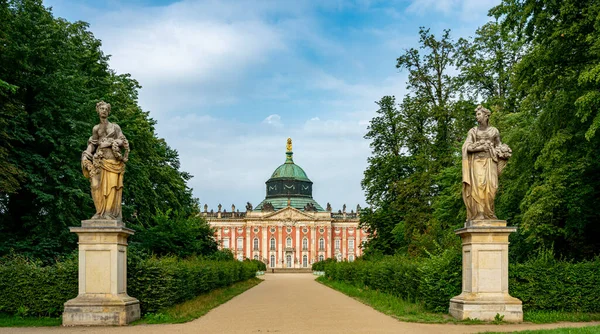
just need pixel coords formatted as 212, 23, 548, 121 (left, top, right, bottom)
361, 0, 600, 260
0, 0, 216, 260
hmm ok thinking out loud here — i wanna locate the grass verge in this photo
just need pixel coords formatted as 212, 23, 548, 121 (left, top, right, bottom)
0, 314, 61, 327
316, 277, 600, 325
316, 276, 479, 324
133, 277, 262, 324
486, 325, 600, 333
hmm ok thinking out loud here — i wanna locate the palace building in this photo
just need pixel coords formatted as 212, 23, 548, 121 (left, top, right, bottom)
202, 139, 365, 269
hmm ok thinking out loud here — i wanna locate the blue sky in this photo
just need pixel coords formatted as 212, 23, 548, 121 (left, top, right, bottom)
44, 0, 498, 211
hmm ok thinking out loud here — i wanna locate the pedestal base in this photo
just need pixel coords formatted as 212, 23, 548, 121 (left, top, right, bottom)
449, 293, 523, 322
63, 295, 140, 326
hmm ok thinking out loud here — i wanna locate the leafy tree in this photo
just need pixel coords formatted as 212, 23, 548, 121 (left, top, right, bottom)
0, 0, 209, 260
490, 0, 600, 259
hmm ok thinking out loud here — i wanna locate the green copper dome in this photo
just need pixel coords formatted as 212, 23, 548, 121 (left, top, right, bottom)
269, 152, 311, 182
255, 138, 324, 212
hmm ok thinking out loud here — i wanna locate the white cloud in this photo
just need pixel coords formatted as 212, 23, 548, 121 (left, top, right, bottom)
263, 114, 283, 127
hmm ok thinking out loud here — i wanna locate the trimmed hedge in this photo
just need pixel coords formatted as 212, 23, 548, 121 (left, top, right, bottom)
0, 255, 262, 317
322, 249, 600, 313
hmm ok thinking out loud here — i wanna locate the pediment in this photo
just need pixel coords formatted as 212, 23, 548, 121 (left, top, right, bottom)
263, 206, 315, 221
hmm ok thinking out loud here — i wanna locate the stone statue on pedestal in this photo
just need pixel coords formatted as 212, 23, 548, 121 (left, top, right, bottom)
450, 105, 522, 322
64, 101, 139, 326
462, 105, 512, 222
81, 101, 130, 221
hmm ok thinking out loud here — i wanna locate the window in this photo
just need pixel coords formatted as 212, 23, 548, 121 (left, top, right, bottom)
237, 228, 243, 233
349, 255, 354, 262
254, 255, 259, 261
270, 238, 276, 250
319, 228, 324, 233
302, 255, 308, 268
223, 239, 230, 249
286, 237, 292, 248
302, 227, 308, 233
318, 255, 324, 262
286, 227, 292, 233
335, 239, 340, 249
302, 238, 308, 250
237, 238, 243, 249
286, 255, 292, 268
270, 255, 275, 268
348, 239, 354, 250
319, 238, 324, 250
253, 227, 259, 233
270, 227, 276, 232
253, 238, 259, 250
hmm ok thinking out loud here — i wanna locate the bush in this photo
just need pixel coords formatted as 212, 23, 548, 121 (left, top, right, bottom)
509, 251, 600, 312
312, 258, 335, 271
322, 248, 600, 313
0, 254, 261, 317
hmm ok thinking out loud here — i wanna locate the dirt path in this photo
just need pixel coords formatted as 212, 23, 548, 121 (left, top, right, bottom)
5, 274, 599, 333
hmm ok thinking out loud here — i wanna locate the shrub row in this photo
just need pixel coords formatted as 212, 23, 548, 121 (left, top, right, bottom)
320, 249, 600, 313
321, 249, 461, 312
0, 255, 262, 317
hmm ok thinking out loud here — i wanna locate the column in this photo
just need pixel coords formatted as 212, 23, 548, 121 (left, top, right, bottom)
277, 225, 283, 268
449, 220, 523, 322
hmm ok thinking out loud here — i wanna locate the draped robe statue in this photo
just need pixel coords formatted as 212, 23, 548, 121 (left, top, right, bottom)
81, 101, 130, 220
462, 105, 511, 221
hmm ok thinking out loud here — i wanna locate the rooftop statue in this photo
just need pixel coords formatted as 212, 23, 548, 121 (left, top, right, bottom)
246, 202, 253, 211
81, 101, 129, 221
462, 105, 512, 222
286, 137, 292, 152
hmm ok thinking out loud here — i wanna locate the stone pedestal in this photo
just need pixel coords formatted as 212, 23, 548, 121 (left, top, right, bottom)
449, 220, 523, 322
63, 220, 140, 326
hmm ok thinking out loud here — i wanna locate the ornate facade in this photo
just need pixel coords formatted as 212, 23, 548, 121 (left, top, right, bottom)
202, 139, 365, 268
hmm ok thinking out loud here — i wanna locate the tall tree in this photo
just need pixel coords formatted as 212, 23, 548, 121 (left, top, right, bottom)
490, 0, 600, 259
0, 0, 206, 260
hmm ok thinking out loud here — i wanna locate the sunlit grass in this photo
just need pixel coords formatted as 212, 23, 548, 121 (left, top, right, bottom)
485, 325, 600, 334
134, 277, 262, 324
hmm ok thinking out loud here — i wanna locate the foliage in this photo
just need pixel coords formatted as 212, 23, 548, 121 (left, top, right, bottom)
362, 0, 600, 261
134, 278, 262, 324
311, 258, 336, 271
0, 254, 262, 317
0, 0, 202, 261
131, 210, 218, 258
323, 250, 600, 313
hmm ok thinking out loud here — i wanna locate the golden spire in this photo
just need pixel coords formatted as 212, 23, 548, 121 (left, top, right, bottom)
286, 138, 292, 152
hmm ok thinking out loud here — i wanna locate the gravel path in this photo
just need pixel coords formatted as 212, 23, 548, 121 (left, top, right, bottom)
5, 274, 599, 334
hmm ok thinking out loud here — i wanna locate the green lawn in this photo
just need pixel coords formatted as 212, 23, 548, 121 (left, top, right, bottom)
485, 325, 600, 333
0, 277, 262, 327
0, 315, 61, 327
316, 276, 600, 325
133, 277, 262, 324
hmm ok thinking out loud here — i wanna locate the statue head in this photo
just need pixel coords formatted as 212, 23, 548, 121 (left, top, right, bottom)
475, 105, 491, 125
96, 101, 111, 119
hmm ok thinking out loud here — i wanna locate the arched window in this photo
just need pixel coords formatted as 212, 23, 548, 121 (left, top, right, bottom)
348, 239, 354, 250
270, 237, 276, 250
335, 239, 340, 249
302, 255, 308, 267
319, 238, 324, 250
286, 237, 292, 248
254, 255, 259, 261
318, 255, 324, 262
302, 238, 308, 250
253, 238, 259, 250
270, 255, 275, 268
